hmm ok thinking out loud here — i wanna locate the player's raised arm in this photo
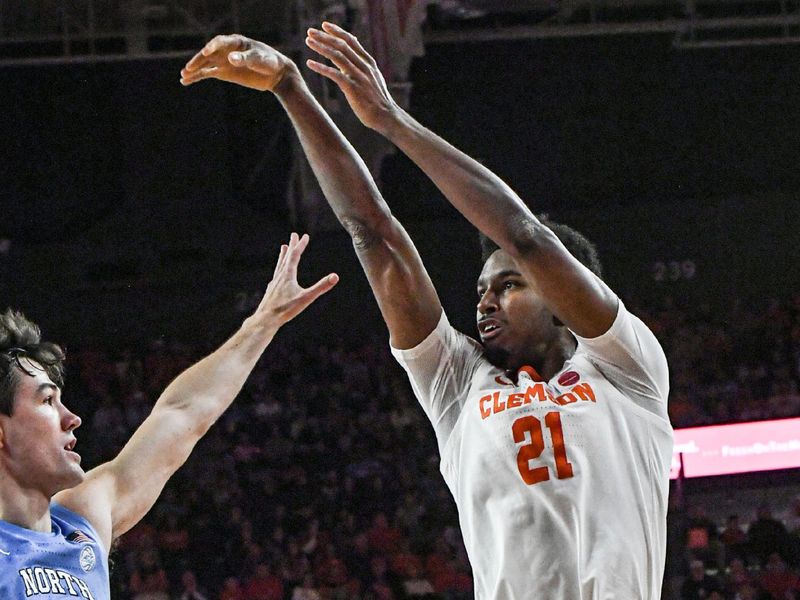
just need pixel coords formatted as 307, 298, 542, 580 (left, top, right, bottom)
179, 35, 442, 350
54, 234, 337, 549
306, 23, 618, 339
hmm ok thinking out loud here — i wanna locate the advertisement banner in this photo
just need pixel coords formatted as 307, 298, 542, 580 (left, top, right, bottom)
671, 418, 800, 479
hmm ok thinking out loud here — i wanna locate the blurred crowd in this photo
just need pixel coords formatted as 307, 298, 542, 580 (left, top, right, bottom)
666, 501, 800, 600
633, 293, 800, 428
60, 292, 800, 600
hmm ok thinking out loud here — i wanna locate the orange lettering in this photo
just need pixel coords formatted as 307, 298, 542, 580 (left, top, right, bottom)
523, 383, 548, 404
573, 383, 596, 402
479, 394, 492, 419
512, 416, 550, 485
556, 392, 578, 405
492, 391, 505, 414
507, 393, 524, 409
545, 412, 574, 479
511, 412, 574, 485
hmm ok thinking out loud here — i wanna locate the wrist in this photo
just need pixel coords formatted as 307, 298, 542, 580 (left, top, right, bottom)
240, 313, 281, 343
378, 106, 414, 143
273, 62, 306, 98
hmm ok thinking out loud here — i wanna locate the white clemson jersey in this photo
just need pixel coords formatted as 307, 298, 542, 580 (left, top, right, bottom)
392, 300, 673, 600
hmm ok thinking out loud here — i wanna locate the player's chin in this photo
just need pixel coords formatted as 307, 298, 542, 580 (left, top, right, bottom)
63, 464, 87, 487
50, 467, 86, 497
482, 340, 511, 369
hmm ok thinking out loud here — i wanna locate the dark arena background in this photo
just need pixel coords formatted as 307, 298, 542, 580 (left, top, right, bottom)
2, 1, 800, 599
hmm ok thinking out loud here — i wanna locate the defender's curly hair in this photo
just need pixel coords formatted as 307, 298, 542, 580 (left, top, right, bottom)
479, 215, 603, 278
0, 309, 65, 416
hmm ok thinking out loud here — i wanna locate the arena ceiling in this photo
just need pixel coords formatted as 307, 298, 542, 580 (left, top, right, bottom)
1, 0, 798, 66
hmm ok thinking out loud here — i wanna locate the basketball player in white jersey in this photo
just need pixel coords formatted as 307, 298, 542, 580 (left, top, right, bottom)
181, 25, 673, 599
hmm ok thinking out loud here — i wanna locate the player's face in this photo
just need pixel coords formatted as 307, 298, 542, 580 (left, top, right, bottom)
476, 249, 561, 370
0, 359, 84, 497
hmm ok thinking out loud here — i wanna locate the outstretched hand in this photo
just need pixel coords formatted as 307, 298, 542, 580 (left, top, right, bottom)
305, 22, 402, 133
180, 34, 296, 92
255, 233, 339, 327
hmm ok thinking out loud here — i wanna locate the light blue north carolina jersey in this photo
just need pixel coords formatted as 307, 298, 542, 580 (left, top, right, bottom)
0, 503, 109, 599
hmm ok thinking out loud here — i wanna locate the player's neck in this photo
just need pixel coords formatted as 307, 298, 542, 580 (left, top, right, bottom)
509, 330, 577, 382
0, 475, 52, 532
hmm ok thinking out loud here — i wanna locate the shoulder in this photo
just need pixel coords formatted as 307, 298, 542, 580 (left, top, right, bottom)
392, 310, 485, 364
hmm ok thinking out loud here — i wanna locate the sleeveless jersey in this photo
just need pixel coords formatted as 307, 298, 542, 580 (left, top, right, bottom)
0, 503, 109, 599
392, 301, 673, 600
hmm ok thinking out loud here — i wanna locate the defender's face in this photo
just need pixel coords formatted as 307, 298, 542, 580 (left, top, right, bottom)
0, 358, 84, 497
476, 250, 560, 370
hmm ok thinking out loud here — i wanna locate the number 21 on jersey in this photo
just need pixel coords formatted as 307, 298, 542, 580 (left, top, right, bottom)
512, 412, 574, 485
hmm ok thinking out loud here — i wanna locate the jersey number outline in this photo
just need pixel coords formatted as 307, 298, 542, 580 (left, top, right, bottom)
512, 412, 574, 485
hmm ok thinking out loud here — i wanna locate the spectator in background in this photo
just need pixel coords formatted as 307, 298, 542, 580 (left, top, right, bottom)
281, 539, 311, 591
345, 532, 374, 587
368, 512, 403, 556
723, 558, 754, 597
721, 515, 748, 563
314, 545, 354, 599
400, 563, 435, 598
367, 555, 396, 600
686, 506, 720, 566
243, 563, 284, 600
681, 559, 722, 600
129, 548, 170, 600
157, 513, 189, 576
177, 570, 209, 600
759, 552, 799, 599
733, 583, 762, 600
788, 496, 800, 567
787, 497, 800, 535
218, 577, 244, 600
748, 506, 791, 565
292, 573, 322, 600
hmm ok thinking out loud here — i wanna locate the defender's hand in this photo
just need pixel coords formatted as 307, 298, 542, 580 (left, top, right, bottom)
255, 233, 338, 327
305, 22, 402, 134
180, 34, 296, 92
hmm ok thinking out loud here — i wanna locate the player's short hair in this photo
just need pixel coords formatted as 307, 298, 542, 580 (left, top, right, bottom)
479, 215, 603, 278
0, 309, 65, 416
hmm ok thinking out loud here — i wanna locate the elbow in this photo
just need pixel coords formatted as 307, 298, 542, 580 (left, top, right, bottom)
154, 398, 217, 439
505, 218, 555, 260
341, 213, 394, 251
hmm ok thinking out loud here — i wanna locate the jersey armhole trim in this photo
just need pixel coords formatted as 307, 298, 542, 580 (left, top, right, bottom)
390, 310, 448, 360
572, 297, 624, 344
51, 503, 109, 558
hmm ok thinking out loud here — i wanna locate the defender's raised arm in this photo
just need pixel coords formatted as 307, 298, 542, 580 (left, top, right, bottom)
54, 234, 337, 548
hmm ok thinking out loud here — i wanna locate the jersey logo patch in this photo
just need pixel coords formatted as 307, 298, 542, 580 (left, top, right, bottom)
79, 546, 96, 572
67, 530, 93, 545
558, 371, 580, 386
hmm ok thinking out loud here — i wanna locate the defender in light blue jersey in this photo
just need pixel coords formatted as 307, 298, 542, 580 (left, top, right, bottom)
1, 504, 109, 599
0, 233, 338, 599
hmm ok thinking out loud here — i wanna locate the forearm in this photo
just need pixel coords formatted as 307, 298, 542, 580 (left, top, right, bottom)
274, 69, 393, 237
155, 315, 279, 429
273, 70, 443, 348
382, 110, 543, 255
